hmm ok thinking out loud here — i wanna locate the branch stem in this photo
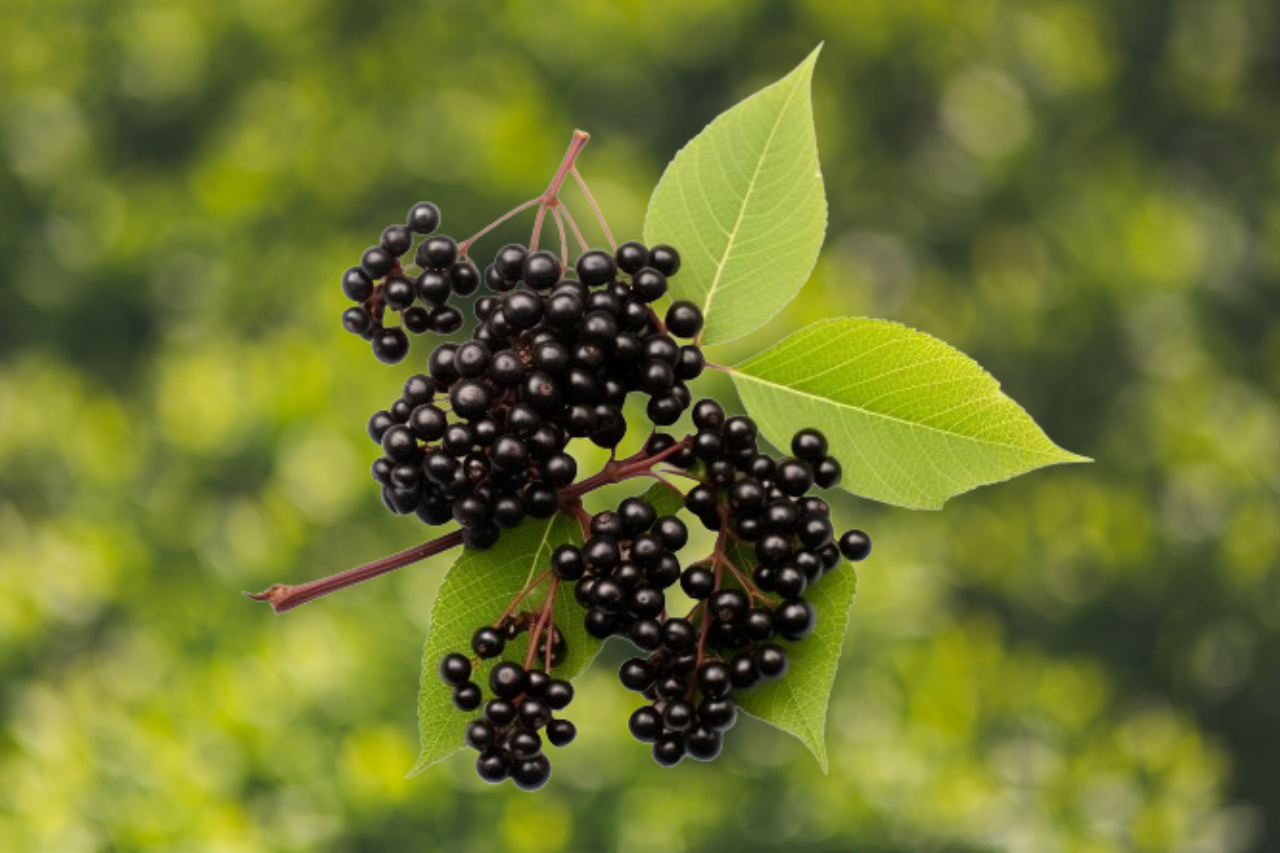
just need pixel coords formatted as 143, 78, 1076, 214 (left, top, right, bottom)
243, 530, 464, 613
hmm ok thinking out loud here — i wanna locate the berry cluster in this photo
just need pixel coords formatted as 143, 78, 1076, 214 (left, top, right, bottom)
363, 234, 705, 550
332, 164, 872, 788
339, 202, 472, 363
609, 413, 872, 767
439, 643, 576, 792
561, 499, 689, 641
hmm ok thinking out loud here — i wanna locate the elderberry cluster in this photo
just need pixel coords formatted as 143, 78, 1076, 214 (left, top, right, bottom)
559, 498, 689, 641
439, 636, 576, 792
339, 202, 472, 363
364, 237, 705, 550
611, 410, 872, 767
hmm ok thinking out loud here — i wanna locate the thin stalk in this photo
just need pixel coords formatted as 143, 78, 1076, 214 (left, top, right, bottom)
571, 167, 616, 250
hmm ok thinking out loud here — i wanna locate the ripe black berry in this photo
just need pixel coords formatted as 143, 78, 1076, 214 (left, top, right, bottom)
774, 599, 816, 641
814, 457, 842, 488
361, 246, 395, 278
649, 244, 681, 276
341, 266, 374, 302
615, 241, 649, 274
490, 662, 527, 699
546, 719, 576, 747
838, 529, 872, 562
631, 268, 667, 302
665, 301, 704, 339
342, 306, 373, 335
417, 235, 458, 270
472, 627, 505, 658
383, 276, 416, 310
652, 732, 685, 767
371, 327, 410, 364
522, 251, 561, 290
439, 653, 472, 686
629, 706, 662, 742
429, 305, 464, 334
475, 749, 510, 783
756, 644, 789, 679
453, 682, 483, 711
511, 754, 551, 791
775, 458, 814, 496
407, 201, 441, 235
575, 250, 617, 286
381, 224, 413, 257
450, 260, 481, 296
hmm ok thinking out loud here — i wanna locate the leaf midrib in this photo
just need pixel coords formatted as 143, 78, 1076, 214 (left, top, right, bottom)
730, 368, 1073, 461
699, 71, 807, 338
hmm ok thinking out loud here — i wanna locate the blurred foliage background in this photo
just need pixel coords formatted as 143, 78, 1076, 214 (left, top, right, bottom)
2, 0, 1278, 851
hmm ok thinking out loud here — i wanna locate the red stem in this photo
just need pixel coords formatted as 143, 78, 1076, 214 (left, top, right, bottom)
524, 577, 559, 670
243, 530, 464, 613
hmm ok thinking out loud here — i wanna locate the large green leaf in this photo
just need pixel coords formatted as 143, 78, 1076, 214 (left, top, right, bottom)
732, 318, 1090, 509
726, 541, 857, 773
644, 47, 826, 345
410, 513, 591, 775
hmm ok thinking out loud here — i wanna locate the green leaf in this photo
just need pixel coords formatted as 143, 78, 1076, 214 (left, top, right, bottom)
639, 480, 685, 519
732, 318, 1091, 510
644, 46, 826, 345
410, 513, 591, 776
726, 541, 857, 773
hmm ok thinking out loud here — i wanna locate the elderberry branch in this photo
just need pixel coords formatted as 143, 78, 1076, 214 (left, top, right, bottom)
244, 529, 465, 613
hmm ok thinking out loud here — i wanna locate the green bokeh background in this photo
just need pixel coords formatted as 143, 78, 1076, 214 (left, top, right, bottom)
2, 1, 1277, 851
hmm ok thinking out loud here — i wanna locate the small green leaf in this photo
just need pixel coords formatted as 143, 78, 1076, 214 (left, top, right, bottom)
726, 541, 857, 773
639, 480, 685, 518
410, 513, 591, 776
644, 46, 826, 345
732, 318, 1090, 509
